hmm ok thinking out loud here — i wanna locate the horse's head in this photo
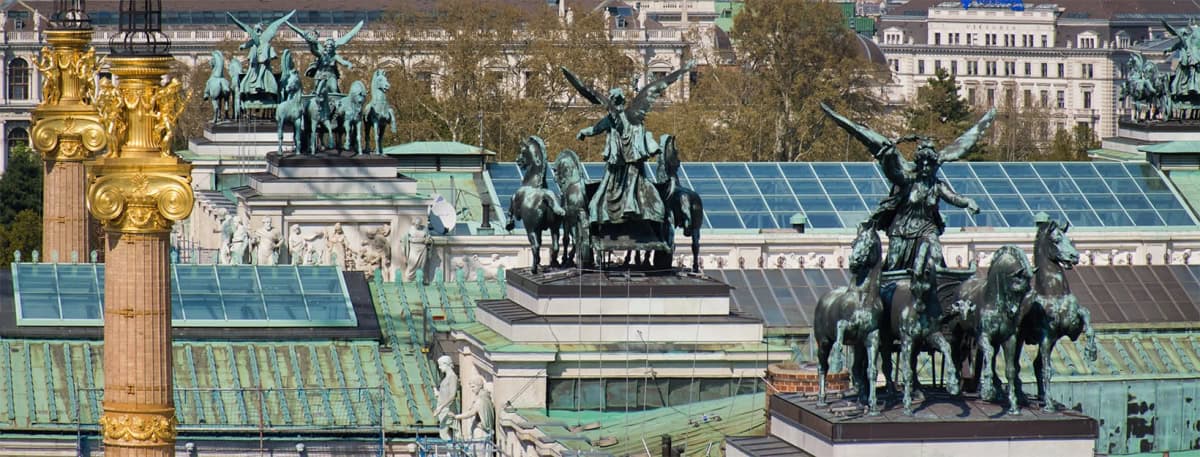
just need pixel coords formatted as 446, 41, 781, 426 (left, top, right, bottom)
518, 136, 548, 185
554, 149, 583, 188
350, 80, 368, 105
987, 245, 1034, 312
283, 71, 301, 96
656, 134, 681, 181
1036, 218, 1079, 270
848, 221, 881, 273
210, 50, 224, 71
372, 70, 390, 93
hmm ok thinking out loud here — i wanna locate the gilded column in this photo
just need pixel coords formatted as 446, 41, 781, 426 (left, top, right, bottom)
88, 55, 191, 457
31, 29, 104, 261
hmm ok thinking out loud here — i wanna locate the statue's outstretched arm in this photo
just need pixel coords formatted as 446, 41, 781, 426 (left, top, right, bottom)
335, 55, 353, 68
938, 181, 980, 213
577, 115, 612, 140
938, 108, 996, 163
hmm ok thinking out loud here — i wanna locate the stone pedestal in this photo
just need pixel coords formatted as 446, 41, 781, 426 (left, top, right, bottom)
757, 391, 1098, 457
31, 28, 106, 260
87, 55, 193, 457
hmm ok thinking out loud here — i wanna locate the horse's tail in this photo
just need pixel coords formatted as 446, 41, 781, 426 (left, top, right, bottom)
829, 319, 849, 373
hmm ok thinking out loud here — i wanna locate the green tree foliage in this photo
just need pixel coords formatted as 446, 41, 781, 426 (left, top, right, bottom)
0, 144, 43, 267
905, 68, 973, 145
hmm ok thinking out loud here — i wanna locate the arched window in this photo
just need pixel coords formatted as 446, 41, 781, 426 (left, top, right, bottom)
7, 127, 29, 151
7, 58, 30, 100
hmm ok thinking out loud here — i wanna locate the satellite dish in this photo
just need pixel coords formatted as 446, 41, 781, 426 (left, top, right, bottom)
429, 194, 457, 235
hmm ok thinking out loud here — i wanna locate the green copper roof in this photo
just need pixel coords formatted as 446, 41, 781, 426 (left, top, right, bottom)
1138, 141, 1200, 154
1166, 170, 1200, 215
383, 141, 495, 156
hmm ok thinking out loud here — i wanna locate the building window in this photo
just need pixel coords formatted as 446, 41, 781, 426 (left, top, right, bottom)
1040, 90, 1049, 107
721, 8, 732, 18
1056, 90, 1065, 108
967, 61, 978, 75
1081, 63, 1094, 79
918, 60, 925, 74
1083, 90, 1092, 109
1057, 63, 1064, 77
1004, 62, 1015, 76
7, 127, 28, 151
889, 59, 899, 72
1041, 34, 1048, 47
950, 60, 958, 75
1041, 63, 1048, 77
1079, 36, 1096, 49
968, 87, 977, 104
1025, 62, 1031, 76
1005, 88, 1014, 105
934, 32, 942, 45
1024, 89, 1033, 107
987, 88, 995, 106
7, 58, 29, 100
986, 61, 997, 76
934, 60, 942, 71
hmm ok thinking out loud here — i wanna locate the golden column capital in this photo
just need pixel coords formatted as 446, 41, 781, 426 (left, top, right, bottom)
87, 158, 194, 234
31, 27, 104, 163
96, 56, 185, 159
98, 404, 178, 448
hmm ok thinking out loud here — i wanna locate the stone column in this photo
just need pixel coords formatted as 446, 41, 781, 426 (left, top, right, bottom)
31, 28, 105, 261
88, 55, 192, 457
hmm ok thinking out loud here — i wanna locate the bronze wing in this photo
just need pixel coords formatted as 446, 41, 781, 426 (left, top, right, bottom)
938, 108, 996, 163
260, 10, 298, 45
626, 60, 696, 125
226, 12, 254, 36
561, 66, 610, 107
819, 102, 891, 157
335, 20, 365, 47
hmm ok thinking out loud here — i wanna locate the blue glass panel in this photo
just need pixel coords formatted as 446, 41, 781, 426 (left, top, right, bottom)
853, 178, 891, 194
689, 179, 726, 194
740, 212, 778, 229
797, 195, 834, 212
1125, 163, 1162, 178
1093, 162, 1130, 178
747, 163, 784, 179
1148, 193, 1187, 210
1126, 210, 1164, 226
971, 163, 1006, 178
56, 265, 97, 294
1022, 194, 1059, 211
1002, 211, 1035, 228
1063, 210, 1102, 226
704, 195, 734, 212
1033, 163, 1068, 178
487, 164, 521, 179
306, 295, 351, 321
946, 178, 984, 194
779, 163, 815, 179
775, 213, 799, 228
583, 164, 604, 180
732, 196, 768, 212
298, 267, 343, 294
706, 212, 743, 229
176, 266, 218, 294
216, 266, 260, 294
1054, 193, 1090, 210
821, 179, 856, 195
840, 211, 871, 227
1039, 210, 1068, 225
940, 163, 973, 178
1116, 194, 1153, 211
20, 294, 60, 318
1105, 178, 1141, 194
257, 267, 303, 294
789, 179, 825, 195
805, 212, 843, 229
979, 179, 1017, 194
762, 195, 800, 211
1160, 210, 1196, 225
811, 164, 848, 179
223, 295, 267, 320
843, 163, 879, 179
714, 163, 751, 178
1008, 179, 1049, 194
1073, 179, 1109, 194
18, 264, 57, 293
755, 179, 792, 195
1042, 179, 1079, 194
973, 211, 1008, 227
725, 179, 760, 195
1001, 163, 1037, 178
991, 195, 1028, 211
862, 194, 888, 206
179, 294, 224, 320
829, 195, 866, 211
683, 163, 717, 178
943, 212, 975, 228
1135, 177, 1174, 193
60, 295, 100, 319
1098, 210, 1134, 227
265, 296, 307, 320
1085, 194, 1123, 210
171, 298, 184, 319
1062, 162, 1099, 178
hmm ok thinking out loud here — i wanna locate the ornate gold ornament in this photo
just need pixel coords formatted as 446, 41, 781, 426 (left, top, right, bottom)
31, 114, 105, 161
31, 30, 106, 163
34, 46, 61, 105
95, 77, 126, 155
151, 78, 185, 156
88, 165, 194, 234
98, 410, 177, 447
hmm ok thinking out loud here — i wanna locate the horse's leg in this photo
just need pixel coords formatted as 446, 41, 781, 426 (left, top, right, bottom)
866, 329, 881, 415
691, 225, 701, 273
1079, 306, 1098, 365
900, 336, 915, 415
928, 331, 960, 395
853, 343, 868, 404
817, 341, 831, 407
528, 230, 541, 275
979, 337, 997, 401
549, 224, 561, 269
1040, 338, 1058, 412
1004, 336, 1022, 415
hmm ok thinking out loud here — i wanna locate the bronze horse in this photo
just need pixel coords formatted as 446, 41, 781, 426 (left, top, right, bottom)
657, 135, 703, 272
1018, 219, 1097, 410
506, 136, 565, 274
553, 149, 589, 268
814, 223, 887, 414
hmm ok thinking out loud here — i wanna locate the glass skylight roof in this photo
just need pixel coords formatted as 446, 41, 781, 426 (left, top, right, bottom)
488, 161, 1197, 230
12, 264, 356, 327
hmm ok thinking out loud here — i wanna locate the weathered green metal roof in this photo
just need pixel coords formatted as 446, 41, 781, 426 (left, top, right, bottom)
516, 392, 767, 457
1088, 148, 1146, 162
1138, 141, 1200, 154
383, 141, 496, 156
1167, 170, 1200, 215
